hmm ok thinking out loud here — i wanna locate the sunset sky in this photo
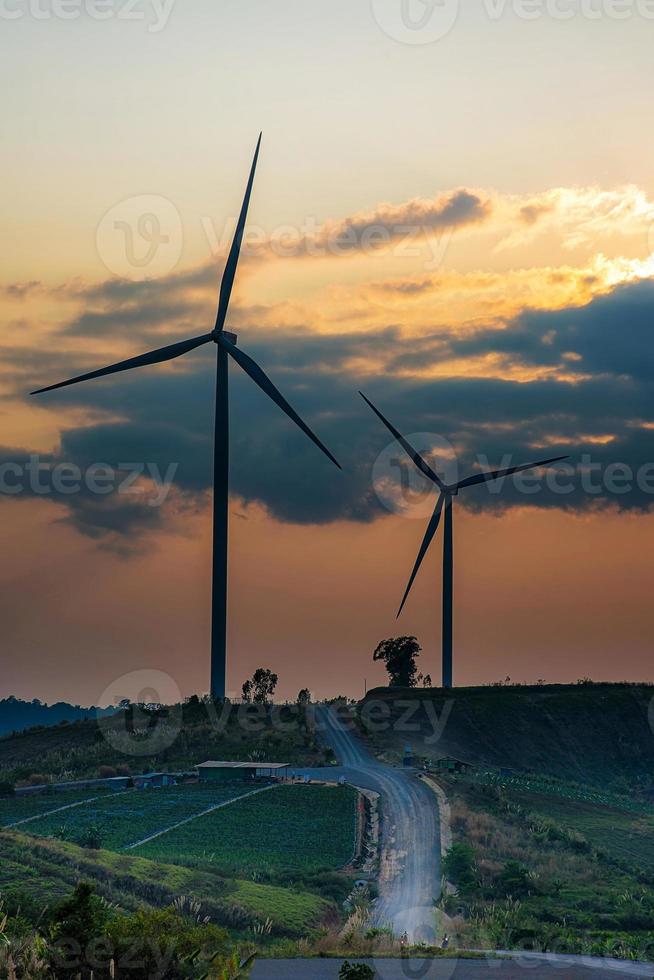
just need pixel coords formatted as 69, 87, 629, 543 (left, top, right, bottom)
2, 0, 654, 705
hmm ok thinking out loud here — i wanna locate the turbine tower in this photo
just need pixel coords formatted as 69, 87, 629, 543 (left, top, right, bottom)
361, 392, 566, 689
32, 135, 341, 700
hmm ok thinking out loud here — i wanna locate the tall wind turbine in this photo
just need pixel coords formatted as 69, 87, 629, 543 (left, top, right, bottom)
32, 135, 341, 700
361, 393, 566, 689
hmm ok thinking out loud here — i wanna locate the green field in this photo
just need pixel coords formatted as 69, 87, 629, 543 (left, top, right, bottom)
0, 829, 328, 937
135, 784, 358, 876
0, 788, 106, 826
9, 782, 261, 849
506, 787, 654, 872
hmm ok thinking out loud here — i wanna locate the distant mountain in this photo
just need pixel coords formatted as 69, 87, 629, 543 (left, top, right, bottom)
0, 696, 116, 737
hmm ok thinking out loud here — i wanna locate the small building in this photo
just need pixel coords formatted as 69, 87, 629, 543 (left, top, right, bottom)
196, 761, 290, 783
433, 757, 474, 775
133, 772, 176, 790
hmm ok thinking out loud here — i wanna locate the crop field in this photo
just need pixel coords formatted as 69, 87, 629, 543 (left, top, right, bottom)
0, 789, 105, 826
135, 784, 358, 876
462, 769, 654, 814
504, 787, 654, 872
9, 782, 265, 849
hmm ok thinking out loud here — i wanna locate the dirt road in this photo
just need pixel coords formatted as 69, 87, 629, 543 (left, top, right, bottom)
292, 704, 440, 941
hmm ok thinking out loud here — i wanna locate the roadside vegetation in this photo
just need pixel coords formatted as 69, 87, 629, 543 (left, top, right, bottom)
436, 775, 654, 960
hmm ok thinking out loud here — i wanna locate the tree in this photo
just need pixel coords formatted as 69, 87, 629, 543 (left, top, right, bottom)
49, 882, 110, 977
373, 636, 421, 688
296, 688, 311, 706
242, 668, 278, 704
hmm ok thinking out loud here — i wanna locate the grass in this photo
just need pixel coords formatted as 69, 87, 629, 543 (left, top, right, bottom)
134, 784, 359, 877
360, 683, 654, 792
12, 782, 263, 849
503, 787, 654, 874
0, 828, 329, 937
435, 775, 654, 960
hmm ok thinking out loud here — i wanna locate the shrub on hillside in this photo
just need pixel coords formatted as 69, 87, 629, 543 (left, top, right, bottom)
499, 860, 532, 897
443, 843, 478, 891
340, 963, 375, 980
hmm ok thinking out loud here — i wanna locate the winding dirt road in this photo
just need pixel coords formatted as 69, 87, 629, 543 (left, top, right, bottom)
293, 704, 441, 940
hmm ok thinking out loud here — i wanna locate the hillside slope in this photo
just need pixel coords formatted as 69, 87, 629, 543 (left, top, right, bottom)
360, 683, 654, 790
0, 829, 329, 938
0, 698, 330, 784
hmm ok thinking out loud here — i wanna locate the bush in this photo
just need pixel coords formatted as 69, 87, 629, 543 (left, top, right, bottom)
443, 843, 478, 891
106, 908, 230, 978
499, 860, 532, 897
340, 963, 375, 980
0, 780, 15, 797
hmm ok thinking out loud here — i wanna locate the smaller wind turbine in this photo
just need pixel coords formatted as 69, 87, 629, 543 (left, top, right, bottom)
361, 392, 568, 689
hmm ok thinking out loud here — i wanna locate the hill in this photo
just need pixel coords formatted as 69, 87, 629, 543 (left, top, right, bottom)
0, 696, 332, 786
0, 696, 115, 737
0, 827, 329, 938
360, 682, 654, 792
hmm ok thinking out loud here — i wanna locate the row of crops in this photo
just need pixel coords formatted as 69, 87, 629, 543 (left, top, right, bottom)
134, 784, 359, 876
459, 768, 653, 814
0, 789, 105, 827
1, 783, 267, 849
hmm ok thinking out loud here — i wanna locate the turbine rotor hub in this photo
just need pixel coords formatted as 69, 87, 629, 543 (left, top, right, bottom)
213, 330, 238, 345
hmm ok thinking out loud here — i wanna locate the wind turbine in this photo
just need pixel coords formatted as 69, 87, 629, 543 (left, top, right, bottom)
31, 135, 341, 700
361, 392, 567, 689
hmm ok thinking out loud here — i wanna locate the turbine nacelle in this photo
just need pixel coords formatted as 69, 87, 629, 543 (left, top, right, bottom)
359, 391, 569, 629
214, 330, 238, 345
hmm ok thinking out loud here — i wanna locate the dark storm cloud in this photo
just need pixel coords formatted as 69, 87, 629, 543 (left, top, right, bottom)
4, 277, 654, 541
447, 280, 654, 382
320, 189, 492, 255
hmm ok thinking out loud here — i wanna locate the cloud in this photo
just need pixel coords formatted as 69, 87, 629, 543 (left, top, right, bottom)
3, 275, 652, 543
308, 189, 492, 257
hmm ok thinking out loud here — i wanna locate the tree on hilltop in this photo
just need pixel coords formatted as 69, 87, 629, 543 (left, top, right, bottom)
373, 636, 421, 688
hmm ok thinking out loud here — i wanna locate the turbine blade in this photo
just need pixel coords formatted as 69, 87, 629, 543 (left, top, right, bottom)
31, 333, 214, 395
359, 392, 444, 489
397, 492, 446, 618
219, 334, 341, 470
457, 455, 569, 489
215, 133, 262, 332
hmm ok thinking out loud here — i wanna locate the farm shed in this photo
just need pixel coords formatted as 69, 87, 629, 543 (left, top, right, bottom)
133, 772, 176, 789
196, 761, 290, 783
433, 757, 473, 774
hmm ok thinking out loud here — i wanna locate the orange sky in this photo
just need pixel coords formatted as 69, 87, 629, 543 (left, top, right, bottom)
2, 3, 654, 704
